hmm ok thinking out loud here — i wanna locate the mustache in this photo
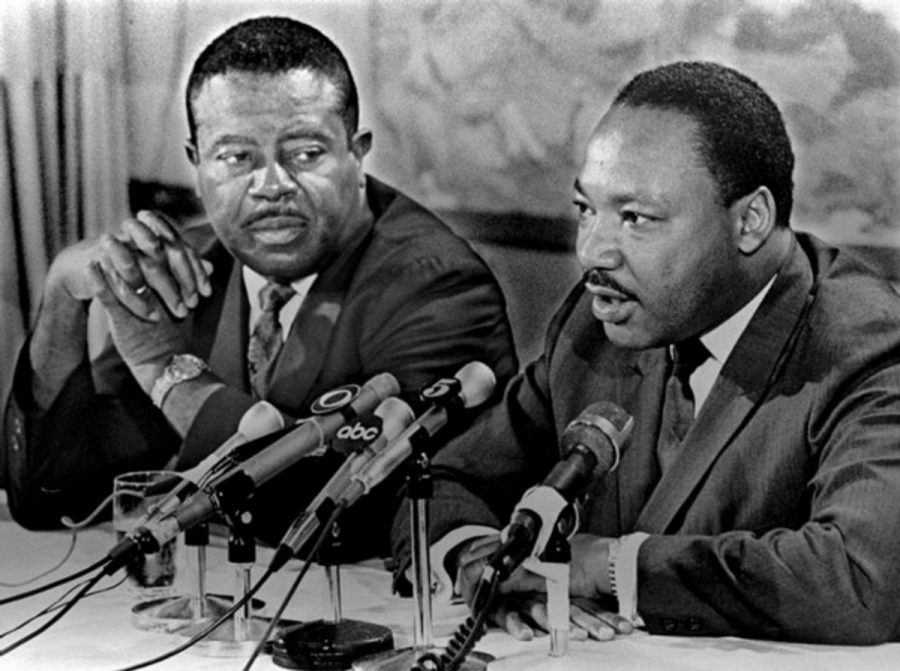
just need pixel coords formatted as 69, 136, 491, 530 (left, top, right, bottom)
244, 207, 308, 226
583, 268, 632, 296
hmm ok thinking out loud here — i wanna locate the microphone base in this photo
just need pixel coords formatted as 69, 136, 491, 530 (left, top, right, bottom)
352, 645, 493, 671
271, 618, 394, 670
131, 593, 261, 633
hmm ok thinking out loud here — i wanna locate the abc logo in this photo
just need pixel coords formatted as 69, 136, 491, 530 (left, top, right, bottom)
336, 422, 380, 442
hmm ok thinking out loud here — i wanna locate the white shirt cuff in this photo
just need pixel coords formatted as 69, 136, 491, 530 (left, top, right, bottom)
416, 525, 499, 604
610, 531, 649, 626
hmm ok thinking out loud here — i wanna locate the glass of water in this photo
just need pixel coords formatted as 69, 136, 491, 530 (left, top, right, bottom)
112, 470, 180, 601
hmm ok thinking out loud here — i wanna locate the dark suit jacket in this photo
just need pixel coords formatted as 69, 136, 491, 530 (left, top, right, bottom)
2, 178, 517, 559
393, 232, 900, 643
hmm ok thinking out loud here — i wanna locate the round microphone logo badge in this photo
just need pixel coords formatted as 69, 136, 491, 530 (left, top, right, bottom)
310, 384, 360, 415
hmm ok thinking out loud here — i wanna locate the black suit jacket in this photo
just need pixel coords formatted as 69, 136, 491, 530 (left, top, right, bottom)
393, 233, 900, 643
3, 178, 517, 559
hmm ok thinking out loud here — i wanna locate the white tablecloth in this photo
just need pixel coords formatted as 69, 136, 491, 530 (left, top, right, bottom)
2, 498, 900, 671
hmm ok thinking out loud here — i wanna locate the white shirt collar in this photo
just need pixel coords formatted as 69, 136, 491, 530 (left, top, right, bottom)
698, 274, 777, 365
243, 266, 317, 338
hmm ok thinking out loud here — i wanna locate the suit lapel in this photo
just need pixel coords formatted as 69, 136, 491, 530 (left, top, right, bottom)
265, 224, 374, 410
637, 238, 816, 533
204, 257, 250, 392
615, 348, 666, 531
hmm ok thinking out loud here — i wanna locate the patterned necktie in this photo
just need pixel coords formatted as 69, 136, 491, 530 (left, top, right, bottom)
656, 338, 710, 475
247, 281, 295, 399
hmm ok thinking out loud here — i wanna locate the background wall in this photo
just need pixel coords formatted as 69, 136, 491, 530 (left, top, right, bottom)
119, 0, 900, 360
6, 0, 897, 366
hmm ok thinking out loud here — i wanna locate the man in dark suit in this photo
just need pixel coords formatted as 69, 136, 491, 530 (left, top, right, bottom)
1, 17, 516, 560
392, 61, 900, 643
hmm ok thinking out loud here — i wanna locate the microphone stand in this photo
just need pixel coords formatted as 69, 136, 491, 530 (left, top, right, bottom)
175, 512, 268, 652
272, 521, 394, 670
353, 441, 491, 671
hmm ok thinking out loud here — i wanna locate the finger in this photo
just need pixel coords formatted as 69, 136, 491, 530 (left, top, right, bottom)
163, 242, 201, 308
120, 217, 165, 261
88, 261, 159, 322
570, 603, 621, 641
135, 209, 179, 245
523, 597, 549, 632
96, 240, 161, 321
572, 598, 635, 635
137, 254, 189, 318
492, 604, 535, 641
99, 233, 146, 292
137, 211, 212, 300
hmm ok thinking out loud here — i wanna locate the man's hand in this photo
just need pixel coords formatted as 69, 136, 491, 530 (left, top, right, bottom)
47, 210, 212, 322
70, 210, 212, 391
455, 532, 634, 642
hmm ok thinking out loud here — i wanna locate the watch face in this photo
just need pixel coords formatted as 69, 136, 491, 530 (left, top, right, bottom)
172, 354, 207, 379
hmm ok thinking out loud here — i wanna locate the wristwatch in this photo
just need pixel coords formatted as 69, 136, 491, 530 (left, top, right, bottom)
150, 354, 209, 408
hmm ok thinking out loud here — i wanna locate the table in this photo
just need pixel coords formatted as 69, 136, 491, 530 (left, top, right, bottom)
2, 497, 900, 671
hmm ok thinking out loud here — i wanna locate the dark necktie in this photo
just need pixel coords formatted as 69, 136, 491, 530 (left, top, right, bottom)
656, 338, 710, 475
247, 281, 295, 399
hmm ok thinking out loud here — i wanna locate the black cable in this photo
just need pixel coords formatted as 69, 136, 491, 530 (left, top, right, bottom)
114, 561, 276, 671
0, 574, 127, 641
411, 570, 501, 671
0, 557, 107, 606
0, 567, 105, 657
241, 501, 347, 671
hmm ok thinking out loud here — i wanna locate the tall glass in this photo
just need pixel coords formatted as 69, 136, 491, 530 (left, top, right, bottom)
112, 470, 180, 600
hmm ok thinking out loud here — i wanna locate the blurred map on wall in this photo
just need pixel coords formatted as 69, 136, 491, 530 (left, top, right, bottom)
370, 0, 900, 247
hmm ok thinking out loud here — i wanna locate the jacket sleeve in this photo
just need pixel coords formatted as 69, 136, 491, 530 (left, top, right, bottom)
2, 340, 178, 530
635, 355, 900, 644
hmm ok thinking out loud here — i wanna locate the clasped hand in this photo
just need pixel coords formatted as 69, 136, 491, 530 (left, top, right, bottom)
455, 532, 634, 642
49, 210, 212, 374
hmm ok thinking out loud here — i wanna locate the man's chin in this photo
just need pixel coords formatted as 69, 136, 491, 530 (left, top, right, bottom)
600, 321, 654, 350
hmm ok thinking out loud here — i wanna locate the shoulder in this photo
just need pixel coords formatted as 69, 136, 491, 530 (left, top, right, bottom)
796, 233, 900, 372
359, 178, 492, 279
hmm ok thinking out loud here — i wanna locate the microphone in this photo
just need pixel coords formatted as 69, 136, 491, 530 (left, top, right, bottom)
488, 401, 633, 581
104, 372, 399, 573
143, 400, 286, 522
338, 361, 496, 509
269, 396, 416, 571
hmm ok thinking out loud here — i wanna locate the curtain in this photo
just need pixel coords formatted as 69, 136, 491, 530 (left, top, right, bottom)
0, 0, 130, 403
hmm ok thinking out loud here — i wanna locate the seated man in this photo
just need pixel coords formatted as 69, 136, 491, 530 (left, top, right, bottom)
1, 16, 517, 560
392, 61, 900, 644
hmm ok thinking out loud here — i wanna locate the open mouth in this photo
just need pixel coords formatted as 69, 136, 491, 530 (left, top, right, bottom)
584, 278, 637, 323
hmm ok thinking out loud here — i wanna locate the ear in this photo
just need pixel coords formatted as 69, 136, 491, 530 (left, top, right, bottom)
184, 141, 203, 199
350, 128, 373, 162
733, 186, 777, 255
185, 140, 199, 166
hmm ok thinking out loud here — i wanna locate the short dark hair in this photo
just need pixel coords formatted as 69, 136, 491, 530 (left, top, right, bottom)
185, 16, 359, 144
613, 61, 794, 227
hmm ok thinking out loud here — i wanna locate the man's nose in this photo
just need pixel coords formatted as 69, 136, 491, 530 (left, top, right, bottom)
576, 215, 624, 269
249, 161, 297, 200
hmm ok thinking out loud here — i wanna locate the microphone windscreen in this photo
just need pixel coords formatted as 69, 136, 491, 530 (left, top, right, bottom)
456, 361, 496, 408
560, 401, 634, 475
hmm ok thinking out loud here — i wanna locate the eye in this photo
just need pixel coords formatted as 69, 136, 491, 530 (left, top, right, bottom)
217, 150, 253, 168
286, 146, 325, 169
621, 209, 655, 228
572, 198, 593, 218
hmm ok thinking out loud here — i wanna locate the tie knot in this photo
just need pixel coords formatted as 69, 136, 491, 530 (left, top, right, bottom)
672, 338, 709, 379
258, 282, 294, 314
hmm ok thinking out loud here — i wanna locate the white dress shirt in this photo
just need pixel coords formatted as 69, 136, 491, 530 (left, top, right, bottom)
243, 266, 317, 340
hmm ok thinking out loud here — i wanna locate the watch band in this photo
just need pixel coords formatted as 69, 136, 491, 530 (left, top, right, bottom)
150, 354, 209, 409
